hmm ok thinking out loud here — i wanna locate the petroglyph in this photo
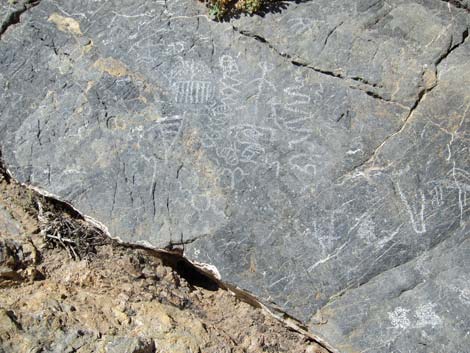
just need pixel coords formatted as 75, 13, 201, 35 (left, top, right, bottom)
389, 303, 442, 331
357, 214, 377, 244
1, 1, 469, 351
166, 41, 186, 55
289, 154, 317, 176
270, 75, 314, 147
144, 115, 185, 161
216, 145, 239, 166
396, 182, 427, 234
217, 166, 249, 190
287, 18, 315, 35
284, 76, 311, 115
449, 284, 470, 306
415, 303, 442, 328
171, 60, 215, 104
174, 80, 214, 104
415, 254, 432, 277
376, 226, 401, 249
231, 124, 275, 163
388, 307, 411, 330
307, 211, 346, 270
450, 164, 469, 226
213, 55, 243, 123
248, 62, 277, 116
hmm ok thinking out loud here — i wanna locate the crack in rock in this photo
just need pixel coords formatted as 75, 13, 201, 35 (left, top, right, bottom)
0, 0, 40, 40
336, 26, 469, 182
0, 154, 337, 353
232, 25, 403, 105
440, 0, 470, 12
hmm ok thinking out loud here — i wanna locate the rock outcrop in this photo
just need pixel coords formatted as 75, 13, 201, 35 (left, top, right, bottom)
0, 0, 468, 351
0, 169, 326, 353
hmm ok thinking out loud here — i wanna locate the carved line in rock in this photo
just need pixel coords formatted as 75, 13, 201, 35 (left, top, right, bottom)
232, 25, 407, 106
334, 28, 469, 184
0, 150, 339, 353
307, 171, 469, 324
2, 4, 466, 350
192, 52, 325, 190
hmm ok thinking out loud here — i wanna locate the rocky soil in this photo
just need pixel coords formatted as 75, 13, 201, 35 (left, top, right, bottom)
0, 167, 328, 353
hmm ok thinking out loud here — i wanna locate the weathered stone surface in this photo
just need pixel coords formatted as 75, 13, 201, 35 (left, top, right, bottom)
0, 0, 468, 351
0, 204, 23, 236
0, 239, 24, 284
232, 0, 469, 106
0, 0, 36, 37
105, 336, 156, 353
312, 227, 470, 353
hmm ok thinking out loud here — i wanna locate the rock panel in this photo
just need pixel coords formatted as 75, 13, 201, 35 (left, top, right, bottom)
0, 0, 468, 351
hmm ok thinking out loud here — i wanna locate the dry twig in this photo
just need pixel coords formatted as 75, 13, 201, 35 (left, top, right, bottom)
37, 200, 107, 261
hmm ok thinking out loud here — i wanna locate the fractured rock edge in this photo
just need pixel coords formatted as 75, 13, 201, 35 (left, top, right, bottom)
232, 22, 469, 184
231, 25, 405, 106
0, 5, 336, 350
0, 0, 40, 39
0, 158, 339, 353
440, 0, 470, 12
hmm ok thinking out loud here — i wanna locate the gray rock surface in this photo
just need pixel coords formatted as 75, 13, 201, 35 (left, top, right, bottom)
0, 0, 468, 351
0, 0, 37, 37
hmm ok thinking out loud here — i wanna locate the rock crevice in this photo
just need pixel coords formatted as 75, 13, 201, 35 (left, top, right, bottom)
0, 0, 40, 39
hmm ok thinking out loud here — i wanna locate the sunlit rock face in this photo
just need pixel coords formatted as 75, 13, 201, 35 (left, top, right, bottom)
0, 0, 469, 351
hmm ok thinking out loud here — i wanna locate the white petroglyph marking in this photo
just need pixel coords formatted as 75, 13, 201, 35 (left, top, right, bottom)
451, 162, 469, 226
146, 115, 184, 162
174, 80, 214, 104
284, 76, 311, 115
415, 254, 432, 277
396, 182, 426, 234
275, 76, 314, 149
218, 166, 248, 190
220, 55, 240, 78
357, 214, 376, 244
307, 238, 350, 273
388, 307, 411, 330
430, 184, 444, 207
171, 60, 214, 104
447, 143, 452, 161
346, 149, 362, 155
449, 284, 470, 305
415, 303, 442, 328
233, 124, 274, 164
218, 55, 242, 112
376, 226, 401, 248
460, 287, 470, 305
166, 42, 185, 55
248, 62, 276, 116
287, 135, 310, 149
289, 154, 317, 176
287, 18, 314, 35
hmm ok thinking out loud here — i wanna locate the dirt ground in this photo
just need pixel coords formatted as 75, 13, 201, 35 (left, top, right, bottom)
0, 164, 328, 353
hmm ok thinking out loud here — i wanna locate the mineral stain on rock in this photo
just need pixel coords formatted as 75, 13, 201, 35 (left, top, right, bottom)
48, 12, 82, 36
0, 0, 469, 352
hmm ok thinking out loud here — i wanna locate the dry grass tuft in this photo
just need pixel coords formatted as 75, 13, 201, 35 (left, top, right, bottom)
37, 201, 108, 261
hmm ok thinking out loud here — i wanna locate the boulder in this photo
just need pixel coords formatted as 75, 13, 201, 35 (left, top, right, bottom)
0, 0, 468, 351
